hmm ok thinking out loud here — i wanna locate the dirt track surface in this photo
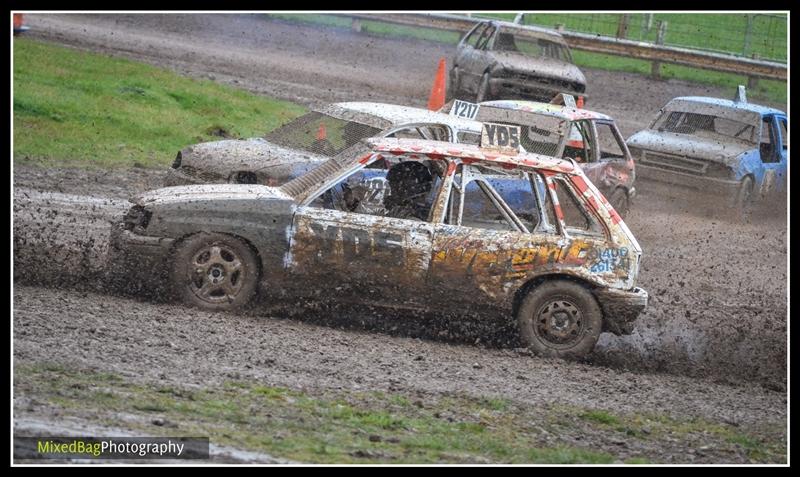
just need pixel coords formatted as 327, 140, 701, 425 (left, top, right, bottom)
13, 13, 788, 463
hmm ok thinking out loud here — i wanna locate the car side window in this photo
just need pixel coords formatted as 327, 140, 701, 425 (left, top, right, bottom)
475, 25, 496, 51
550, 176, 603, 236
779, 118, 788, 150
309, 155, 447, 222
564, 120, 592, 163
760, 117, 779, 164
595, 122, 626, 161
464, 23, 487, 48
447, 165, 555, 234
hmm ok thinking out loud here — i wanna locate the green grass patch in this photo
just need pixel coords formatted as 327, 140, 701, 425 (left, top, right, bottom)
15, 363, 786, 464
13, 38, 306, 168
580, 409, 620, 426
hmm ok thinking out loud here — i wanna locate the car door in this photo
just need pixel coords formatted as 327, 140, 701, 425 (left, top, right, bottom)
461, 23, 497, 94
428, 164, 567, 309
582, 120, 634, 197
285, 154, 442, 307
757, 114, 786, 195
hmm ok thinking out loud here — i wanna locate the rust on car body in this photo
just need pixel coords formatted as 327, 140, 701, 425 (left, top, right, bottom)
113, 137, 647, 358
449, 20, 587, 103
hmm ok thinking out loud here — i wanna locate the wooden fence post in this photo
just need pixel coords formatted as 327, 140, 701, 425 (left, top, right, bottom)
616, 14, 630, 39
651, 20, 668, 80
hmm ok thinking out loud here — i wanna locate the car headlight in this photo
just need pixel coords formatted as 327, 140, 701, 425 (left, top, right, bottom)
122, 205, 152, 231
705, 163, 735, 180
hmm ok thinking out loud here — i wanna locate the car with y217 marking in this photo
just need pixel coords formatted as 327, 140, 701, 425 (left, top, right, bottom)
113, 137, 648, 359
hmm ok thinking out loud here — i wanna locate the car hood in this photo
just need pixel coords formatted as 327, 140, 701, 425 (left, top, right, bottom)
133, 184, 294, 207
180, 138, 326, 178
489, 52, 586, 85
626, 130, 753, 166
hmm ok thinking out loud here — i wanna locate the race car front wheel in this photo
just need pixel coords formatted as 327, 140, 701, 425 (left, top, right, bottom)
517, 280, 602, 359
171, 232, 259, 311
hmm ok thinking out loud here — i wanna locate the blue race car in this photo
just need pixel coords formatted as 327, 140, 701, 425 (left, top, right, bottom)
626, 86, 786, 209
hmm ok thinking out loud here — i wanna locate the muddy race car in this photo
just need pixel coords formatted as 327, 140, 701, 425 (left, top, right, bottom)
446, 97, 636, 217
113, 135, 648, 359
166, 102, 483, 187
448, 19, 586, 103
626, 86, 787, 210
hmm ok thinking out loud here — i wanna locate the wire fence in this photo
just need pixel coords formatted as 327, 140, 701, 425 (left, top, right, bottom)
473, 13, 787, 63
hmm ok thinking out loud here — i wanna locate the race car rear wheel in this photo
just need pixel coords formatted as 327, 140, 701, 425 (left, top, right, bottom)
517, 280, 602, 359
171, 233, 259, 311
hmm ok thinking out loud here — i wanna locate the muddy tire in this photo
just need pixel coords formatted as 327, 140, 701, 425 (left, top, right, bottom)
170, 233, 259, 311
609, 188, 630, 219
517, 280, 603, 359
475, 72, 490, 102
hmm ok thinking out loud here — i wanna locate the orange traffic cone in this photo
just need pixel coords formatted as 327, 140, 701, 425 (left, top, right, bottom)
427, 58, 447, 111
316, 123, 327, 141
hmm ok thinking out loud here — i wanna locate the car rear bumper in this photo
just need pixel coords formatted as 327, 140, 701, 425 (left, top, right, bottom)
596, 287, 648, 335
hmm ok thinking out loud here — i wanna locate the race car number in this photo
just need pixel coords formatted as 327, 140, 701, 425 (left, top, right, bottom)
480, 122, 521, 154
450, 100, 480, 120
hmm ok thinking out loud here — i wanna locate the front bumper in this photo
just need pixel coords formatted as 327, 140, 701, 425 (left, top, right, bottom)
108, 224, 175, 280
595, 287, 648, 335
636, 164, 741, 199
488, 77, 585, 102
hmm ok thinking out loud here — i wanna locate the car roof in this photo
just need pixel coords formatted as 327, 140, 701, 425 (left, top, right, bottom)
482, 20, 568, 44
324, 102, 484, 133
479, 100, 612, 122
365, 137, 577, 174
670, 96, 785, 116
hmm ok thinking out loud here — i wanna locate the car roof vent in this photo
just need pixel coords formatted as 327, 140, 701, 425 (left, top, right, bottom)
734, 85, 747, 104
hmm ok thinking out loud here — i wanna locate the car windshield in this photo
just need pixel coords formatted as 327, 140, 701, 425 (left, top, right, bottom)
264, 111, 382, 157
492, 29, 572, 63
651, 110, 759, 144
475, 106, 567, 156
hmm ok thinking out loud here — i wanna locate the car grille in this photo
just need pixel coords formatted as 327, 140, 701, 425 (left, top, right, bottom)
640, 151, 711, 176
503, 72, 578, 92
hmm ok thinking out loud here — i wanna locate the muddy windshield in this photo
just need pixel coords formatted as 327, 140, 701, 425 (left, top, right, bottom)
265, 111, 381, 157
475, 106, 567, 156
651, 110, 759, 145
492, 30, 572, 63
